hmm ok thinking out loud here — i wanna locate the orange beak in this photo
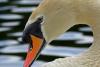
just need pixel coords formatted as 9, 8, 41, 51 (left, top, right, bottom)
24, 35, 45, 67
22, 17, 45, 67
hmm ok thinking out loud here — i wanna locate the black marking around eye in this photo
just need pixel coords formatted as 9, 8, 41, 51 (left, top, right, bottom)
22, 16, 44, 43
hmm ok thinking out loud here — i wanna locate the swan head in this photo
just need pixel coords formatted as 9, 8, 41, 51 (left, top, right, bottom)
22, 16, 46, 67
22, 0, 77, 66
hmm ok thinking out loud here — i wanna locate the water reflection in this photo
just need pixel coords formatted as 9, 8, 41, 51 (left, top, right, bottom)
79, 27, 92, 32
0, 55, 22, 63
0, 40, 18, 46
0, 0, 8, 3
76, 36, 93, 44
56, 32, 83, 40
41, 45, 87, 57
56, 31, 93, 44
0, 14, 23, 20
17, 37, 22, 42
7, 32, 23, 37
1, 21, 20, 27
0, 55, 23, 67
14, 0, 41, 5
0, 44, 28, 53
0, 27, 11, 32
0, 6, 16, 11
12, 7, 36, 13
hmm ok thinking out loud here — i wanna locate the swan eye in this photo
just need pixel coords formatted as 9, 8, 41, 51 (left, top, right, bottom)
36, 16, 43, 23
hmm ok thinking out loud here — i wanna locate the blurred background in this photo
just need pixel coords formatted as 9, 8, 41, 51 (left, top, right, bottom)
0, 0, 93, 67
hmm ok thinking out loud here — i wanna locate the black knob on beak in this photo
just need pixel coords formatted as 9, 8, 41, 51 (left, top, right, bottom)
22, 16, 43, 43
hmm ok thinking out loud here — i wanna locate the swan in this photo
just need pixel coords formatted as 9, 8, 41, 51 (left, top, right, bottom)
22, 0, 100, 67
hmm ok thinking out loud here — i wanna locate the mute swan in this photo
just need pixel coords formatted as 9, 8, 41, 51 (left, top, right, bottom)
22, 0, 100, 67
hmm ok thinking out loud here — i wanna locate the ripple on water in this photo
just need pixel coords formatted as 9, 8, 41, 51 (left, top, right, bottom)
41, 45, 87, 57
0, 14, 23, 20
56, 32, 83, 40
14, 0, 41, 5
0, 40, 18, 46
0, 27, 12, 32
56, 32, 93, 44
1, 21, 20, 27
12, 7, 36, 13
79, 27, 92, 32
0, 55, 22, 63
0, 0, 8, 3
17, 37, 22, 42
0, 55, 24, 67
0, 44, 28, 53
7, 32, 23, 37
0, 6, 16, 11
76, 36, 93, 44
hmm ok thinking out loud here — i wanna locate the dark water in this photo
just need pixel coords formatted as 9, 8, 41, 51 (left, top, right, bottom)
0, 0, 93, 67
